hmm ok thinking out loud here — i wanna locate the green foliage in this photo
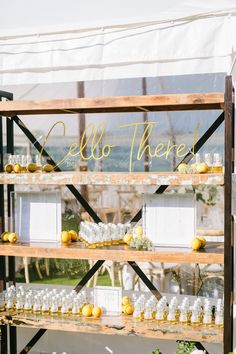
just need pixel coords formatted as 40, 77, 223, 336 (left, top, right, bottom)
195, 186, 218, 206
173, 341, 197, 354
151, 350, 162, 354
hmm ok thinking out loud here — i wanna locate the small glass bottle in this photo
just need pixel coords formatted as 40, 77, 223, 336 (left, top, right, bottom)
179, 309, 188, 324
204, 153, 213, 172
33, 296, 41, 314
41, 296, 50, 315
213, 153, 223, 173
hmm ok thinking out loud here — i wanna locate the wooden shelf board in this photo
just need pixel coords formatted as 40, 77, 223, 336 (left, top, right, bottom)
0, 172, 224, 186
0, 93, 224, 116
0, 242, 224, 264
2, 312, 223, 343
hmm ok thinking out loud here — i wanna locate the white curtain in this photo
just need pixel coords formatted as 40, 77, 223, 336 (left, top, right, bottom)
0, 10, 236, 85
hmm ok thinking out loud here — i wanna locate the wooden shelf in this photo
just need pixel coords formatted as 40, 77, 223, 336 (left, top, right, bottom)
1, 312, 223, 343
0, 93, 224, 116
0, 171, 224, 186
0, 242, 224, 264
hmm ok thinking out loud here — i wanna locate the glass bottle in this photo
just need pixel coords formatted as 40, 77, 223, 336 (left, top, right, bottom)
213, 153, 223, 173
204, 153, 213, 172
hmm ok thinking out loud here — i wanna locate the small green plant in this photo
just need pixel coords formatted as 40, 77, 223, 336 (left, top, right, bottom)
174, 341, 197, 354
151, 350, 162, 354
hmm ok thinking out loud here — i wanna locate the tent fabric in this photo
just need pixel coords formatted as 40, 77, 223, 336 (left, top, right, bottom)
0, 4, 236, 85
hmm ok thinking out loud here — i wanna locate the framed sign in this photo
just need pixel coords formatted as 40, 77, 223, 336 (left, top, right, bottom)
143, 193, 196, 248
11, 191, 61, 243
94, 286, 122, 316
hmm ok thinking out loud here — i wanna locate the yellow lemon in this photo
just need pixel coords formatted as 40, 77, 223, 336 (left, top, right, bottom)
191, 237, 202, 251
8, 232, 18, 243
4, 164, 13, 173
177, 163, 188, 173
198, 236, 206, 248
14, 164, 21, 173
196, 163, 208, 174
43, 164, 54, 172
122, 296, 131, 306
1, 232, 10, 242
92, 307, 102, 318
123, 234, 133, 245
61, 231, 71, 243
27, 163, 38, 173
82, 304, 93, 317
124, 304, 134, 315
134, 226, 143, 238
122, 305, 126, 313
69, 230, 78, 242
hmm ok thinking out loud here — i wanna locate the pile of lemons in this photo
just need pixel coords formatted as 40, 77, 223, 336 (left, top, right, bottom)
191, 236, 206, 251
178, 162, 209, 174
61, 230, 78, 244
122, 296, 134, 315
123, 225, 143, 245
82, 304, 102, 318
1, 232, 18, 243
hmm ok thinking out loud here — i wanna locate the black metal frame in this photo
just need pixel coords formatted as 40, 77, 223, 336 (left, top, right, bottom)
0, 77, 234, 354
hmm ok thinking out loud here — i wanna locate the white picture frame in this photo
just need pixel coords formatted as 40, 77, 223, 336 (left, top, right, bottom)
12, 191, 61, 243
143, 193, 196, 248
94, 286, 122, 316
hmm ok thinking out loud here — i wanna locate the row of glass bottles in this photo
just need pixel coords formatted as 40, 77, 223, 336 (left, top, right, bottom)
133, 295, 223, 327
1, 286, 93, 316
80, 221, 132, 246
195, 153, 223, 173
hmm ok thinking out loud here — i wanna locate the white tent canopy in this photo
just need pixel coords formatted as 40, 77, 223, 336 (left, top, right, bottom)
0, 0, 236, 85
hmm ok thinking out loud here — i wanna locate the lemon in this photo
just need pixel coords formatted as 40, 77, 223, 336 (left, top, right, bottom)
43, 164, 54, 172
27, 163, 38, 173
124, 304, 134, 315
177, 163, 188, 173
92, 306, 102, 318
122, 296, 131, 306
134, 226, 143, 238
196, 163, 208, 174
191, 237, 202, 251
69, 230, 78, 242
198, 236, 206, 248
4, 164, 13, 173
123, 233, 133, 245
61, 231, 71, 243
8, 232, 18, 243
82, 304, 93, 317
1, 232, 10, 242
14, 164, 22, 173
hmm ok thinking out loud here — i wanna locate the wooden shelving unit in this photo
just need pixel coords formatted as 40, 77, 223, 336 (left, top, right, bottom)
0, 82, 233, 354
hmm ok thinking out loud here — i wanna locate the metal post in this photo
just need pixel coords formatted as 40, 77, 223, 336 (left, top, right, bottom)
0, 96, 7, 354
224, 75, 234, 354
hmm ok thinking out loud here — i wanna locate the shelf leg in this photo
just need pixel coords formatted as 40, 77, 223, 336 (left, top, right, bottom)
74, 260, 105, 292
0, 325, 8, 354
224, 76, 234, 353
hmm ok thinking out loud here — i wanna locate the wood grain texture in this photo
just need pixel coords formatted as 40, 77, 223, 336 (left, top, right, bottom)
0, 93, 224, 116
1, 312, 223, 343
0, 242, 224, 264
0, 172, 224, 186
